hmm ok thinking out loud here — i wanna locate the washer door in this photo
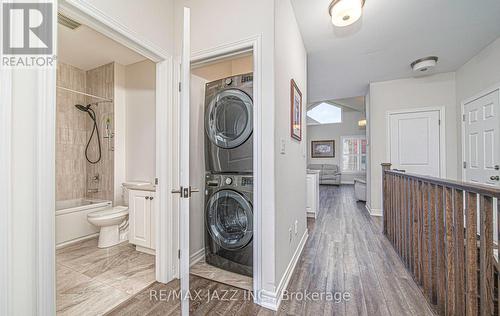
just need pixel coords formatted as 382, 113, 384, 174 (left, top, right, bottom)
205, 89, 253, 149
206, 190, 253, 250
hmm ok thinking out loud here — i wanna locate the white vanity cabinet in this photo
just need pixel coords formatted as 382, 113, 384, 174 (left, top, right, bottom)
306, 170, 320, 218
129, 189, 156, 254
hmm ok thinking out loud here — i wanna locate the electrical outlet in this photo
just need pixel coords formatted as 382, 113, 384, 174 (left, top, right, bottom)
280, 138, 286, 154
294, 220, 298, 235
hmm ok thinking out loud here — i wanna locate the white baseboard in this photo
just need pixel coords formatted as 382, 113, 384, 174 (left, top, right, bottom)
365, 204, 382, 217
136, 245, 156, 255
259, 229, 308, 311
190, 248, 205, 266
56, 233, 99, 250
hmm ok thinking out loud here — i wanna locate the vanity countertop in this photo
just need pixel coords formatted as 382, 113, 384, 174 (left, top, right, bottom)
123, 182, 156, 192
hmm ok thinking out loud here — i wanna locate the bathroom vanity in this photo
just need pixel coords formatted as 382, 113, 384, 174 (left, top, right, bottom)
128, 186, 156, 255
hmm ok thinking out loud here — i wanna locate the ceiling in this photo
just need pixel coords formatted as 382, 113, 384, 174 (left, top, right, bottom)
291, 0, 500, 103
58, 24, 146, 71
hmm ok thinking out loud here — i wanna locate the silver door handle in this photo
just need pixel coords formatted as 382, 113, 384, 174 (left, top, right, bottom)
172, 186, 183, 194
190, 187, 199, 193
490, 176, 500, 181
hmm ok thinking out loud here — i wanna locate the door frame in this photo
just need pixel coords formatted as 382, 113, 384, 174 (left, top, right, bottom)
386, 106, 446, 178
461, 84, 500, 181
189, 35, 264, 300
1, 1, 178, 313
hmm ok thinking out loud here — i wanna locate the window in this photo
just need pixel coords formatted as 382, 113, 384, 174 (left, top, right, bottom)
342, 136, 367, 172
307, 102, 342, 124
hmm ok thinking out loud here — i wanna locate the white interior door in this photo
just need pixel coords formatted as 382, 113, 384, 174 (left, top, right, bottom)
389, 110, 441, 176
464, 89, 500, 185
177, 7, 191, 316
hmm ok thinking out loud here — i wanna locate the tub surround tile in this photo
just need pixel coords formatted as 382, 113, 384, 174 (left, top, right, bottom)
57, 238, 155, 315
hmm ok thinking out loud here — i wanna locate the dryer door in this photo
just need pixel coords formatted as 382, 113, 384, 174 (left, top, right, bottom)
206, 189, 253, 250
205, 89, 253, 149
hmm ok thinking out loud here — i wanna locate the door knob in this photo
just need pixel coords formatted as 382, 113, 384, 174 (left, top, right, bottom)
145, 196, 149, 200
172, 187, 183, 194
490, 176, 500, 181
150, 197, 154, 200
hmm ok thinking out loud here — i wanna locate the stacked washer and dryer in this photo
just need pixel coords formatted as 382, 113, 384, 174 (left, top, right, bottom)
204, 73, 254, 277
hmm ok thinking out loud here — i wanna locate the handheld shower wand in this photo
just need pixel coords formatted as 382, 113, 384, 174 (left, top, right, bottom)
75, 104, 102, 164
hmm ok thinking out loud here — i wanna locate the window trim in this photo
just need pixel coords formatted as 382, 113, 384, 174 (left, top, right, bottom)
341, 135, 367, 174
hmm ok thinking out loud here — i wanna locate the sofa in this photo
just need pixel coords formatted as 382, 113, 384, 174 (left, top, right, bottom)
307, 164, 341, 185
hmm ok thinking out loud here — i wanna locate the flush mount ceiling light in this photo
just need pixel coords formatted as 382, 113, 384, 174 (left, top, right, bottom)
411, 56, 439, 74
329, 0, 366, 27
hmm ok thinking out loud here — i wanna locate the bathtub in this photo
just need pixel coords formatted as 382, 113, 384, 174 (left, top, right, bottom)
56, 198, 112, 248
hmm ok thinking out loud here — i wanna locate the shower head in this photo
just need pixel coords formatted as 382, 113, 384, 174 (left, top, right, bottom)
75, 104, 90, 112
75, 104, 96, 120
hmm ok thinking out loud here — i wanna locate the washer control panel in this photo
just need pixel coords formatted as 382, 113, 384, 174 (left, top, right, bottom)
224, 177, 233, 185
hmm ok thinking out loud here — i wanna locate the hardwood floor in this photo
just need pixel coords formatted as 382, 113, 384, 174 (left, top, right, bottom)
107, 185, 436, 316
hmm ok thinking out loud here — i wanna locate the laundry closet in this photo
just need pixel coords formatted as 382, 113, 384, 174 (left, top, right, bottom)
189, 52, 255, 290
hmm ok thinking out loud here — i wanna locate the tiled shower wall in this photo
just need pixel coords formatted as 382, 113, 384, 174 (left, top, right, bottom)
56, 62, 115, 203
56, 63, 88, 201
85, 63, 115, 202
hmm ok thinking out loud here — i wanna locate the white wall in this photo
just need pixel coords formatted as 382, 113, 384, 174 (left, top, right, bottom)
456, 37, 500, 179
82, 0, 174, 55
367, 72, 457, 214
307, 110, 366, 183
274, 0, 308, 292
125, 60, 156, 183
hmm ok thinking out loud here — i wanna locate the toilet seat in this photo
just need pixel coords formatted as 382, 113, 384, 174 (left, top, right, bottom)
88, 206, 128, 219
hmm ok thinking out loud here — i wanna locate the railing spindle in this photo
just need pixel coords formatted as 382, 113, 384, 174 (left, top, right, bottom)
445, 187, 456, 316
465, 192, 478, 316
454, 189, 465, 315
430, 183, 438, 304
480, 195, 493, 316
437, 185, 446, 314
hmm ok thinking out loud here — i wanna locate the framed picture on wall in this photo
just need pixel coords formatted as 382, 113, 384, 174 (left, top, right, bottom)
311, 140, 335, 158
290, 79, 302, 141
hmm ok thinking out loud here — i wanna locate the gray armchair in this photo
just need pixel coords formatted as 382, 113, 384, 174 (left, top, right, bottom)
307, 164, 341, 185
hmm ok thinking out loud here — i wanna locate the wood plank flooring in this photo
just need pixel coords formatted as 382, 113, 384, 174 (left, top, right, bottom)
107, 185, 436, 316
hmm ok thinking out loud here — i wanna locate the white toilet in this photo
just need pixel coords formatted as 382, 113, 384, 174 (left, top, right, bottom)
87, 206, 129, 248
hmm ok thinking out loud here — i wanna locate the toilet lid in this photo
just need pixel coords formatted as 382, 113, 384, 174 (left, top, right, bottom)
88, 206, 128, 218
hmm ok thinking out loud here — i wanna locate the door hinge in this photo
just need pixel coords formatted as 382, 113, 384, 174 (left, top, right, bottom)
178, 249, 181, 259
155, 178, 159, 185
178, 82, 182, 92
462, 114, 466, 122
438, 119, 441, 125
463, 161, 467, 169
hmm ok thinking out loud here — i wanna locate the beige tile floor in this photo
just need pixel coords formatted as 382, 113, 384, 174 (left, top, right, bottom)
56, 238, 155, 316
190, 261, 253, 291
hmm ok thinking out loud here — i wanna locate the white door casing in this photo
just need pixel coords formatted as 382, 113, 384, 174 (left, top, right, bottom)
463, 89, 500, 186
389, 109, 442, 177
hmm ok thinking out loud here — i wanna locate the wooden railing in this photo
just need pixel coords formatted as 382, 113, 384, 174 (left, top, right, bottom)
381, 163, 500, 316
